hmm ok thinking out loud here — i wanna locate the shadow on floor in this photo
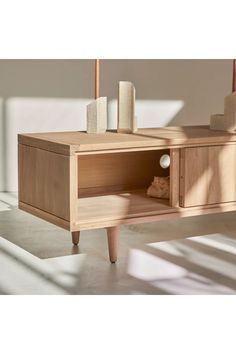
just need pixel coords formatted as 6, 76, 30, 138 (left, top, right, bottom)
1, 193, 236, 294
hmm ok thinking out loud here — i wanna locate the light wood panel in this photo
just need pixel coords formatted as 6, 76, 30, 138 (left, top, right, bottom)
180, 145, 236, 207
18, 134, 71, 155
19, 201, 70, 230
76, 189, 175, 229
136, 125, 236, 144
73, 189, 236, 231
121, 201, 236, 228
170, 149, 180, 207
18, 144, 71, 221
18, 126, 236, 155
69, 155, 78, 227
78, 150, 169, 197
18, 131, 160, 155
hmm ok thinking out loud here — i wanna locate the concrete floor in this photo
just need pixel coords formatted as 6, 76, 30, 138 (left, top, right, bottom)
1, 192, 236, 294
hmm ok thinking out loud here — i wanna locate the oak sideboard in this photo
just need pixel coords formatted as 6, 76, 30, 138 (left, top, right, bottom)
18, 125, 236, 262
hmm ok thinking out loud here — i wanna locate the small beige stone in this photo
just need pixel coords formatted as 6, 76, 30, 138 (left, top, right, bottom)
147, 176, 170, 199
87, 97, 107, 134
117, 81, 136, 133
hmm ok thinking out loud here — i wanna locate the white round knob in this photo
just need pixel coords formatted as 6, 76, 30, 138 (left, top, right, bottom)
160, 154, 170, 169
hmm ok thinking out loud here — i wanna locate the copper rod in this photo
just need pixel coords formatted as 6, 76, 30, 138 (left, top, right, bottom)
95, 59, 100, 99
232, 59, 236, 92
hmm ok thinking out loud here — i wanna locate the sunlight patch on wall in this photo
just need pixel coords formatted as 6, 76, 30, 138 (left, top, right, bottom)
4, 97, 91, 191
2, 97, 185, 191
108, 99, 184, 129
5, 97, 90, 133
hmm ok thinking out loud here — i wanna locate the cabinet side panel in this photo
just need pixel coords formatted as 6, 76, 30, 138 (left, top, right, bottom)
179, 148, 185, 207
170, 149, 180, 207
18, 144, 70, 221
182, 145, 236, 207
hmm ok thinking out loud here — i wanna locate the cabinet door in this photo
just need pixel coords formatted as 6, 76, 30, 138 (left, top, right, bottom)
180, 145, 236, 207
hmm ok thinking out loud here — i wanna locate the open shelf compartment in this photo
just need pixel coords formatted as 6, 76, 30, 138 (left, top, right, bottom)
75, 149, 180, 228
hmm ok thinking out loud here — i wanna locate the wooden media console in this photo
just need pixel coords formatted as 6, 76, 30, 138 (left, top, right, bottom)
18, 126, 236, 262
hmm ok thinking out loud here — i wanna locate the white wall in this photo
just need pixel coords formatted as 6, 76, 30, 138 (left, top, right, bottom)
0, 59, 232, 191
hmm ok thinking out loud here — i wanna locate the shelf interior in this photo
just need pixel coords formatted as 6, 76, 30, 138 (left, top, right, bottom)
76, 149, 174, 228
77, 149, 169, 197
76, 189, 176, 228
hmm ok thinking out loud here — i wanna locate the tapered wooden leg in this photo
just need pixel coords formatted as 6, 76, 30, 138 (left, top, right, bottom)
106, 226, 119, 263
72, 231, 80, 246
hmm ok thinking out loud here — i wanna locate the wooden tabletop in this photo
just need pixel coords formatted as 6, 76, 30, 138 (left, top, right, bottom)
18, 125, 236, 155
